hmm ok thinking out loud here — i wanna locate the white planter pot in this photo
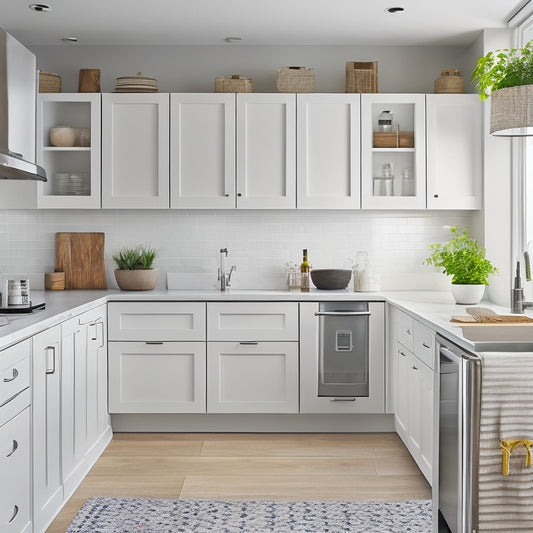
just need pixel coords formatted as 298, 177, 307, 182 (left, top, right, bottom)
451, 283, 486, 305
114, 269, 158, 291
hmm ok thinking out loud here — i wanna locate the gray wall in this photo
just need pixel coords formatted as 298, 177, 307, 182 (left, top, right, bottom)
31, 43, 474, 94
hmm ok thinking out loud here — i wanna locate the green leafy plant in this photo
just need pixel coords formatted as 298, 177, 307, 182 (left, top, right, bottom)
112, 244, 157, 270
426, 227, 498, 285
472, 40, 533, 100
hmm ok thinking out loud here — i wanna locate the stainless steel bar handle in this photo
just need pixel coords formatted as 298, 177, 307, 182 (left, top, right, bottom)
239, 341, 259, 345
146, 341, 164, 345
78, 316, 102, 326
97, 321, 105, 348
5, 439, 18, 458
422, 342, 431, 349
45, 346, 56, 375
3, 368, 18, 382
8, 505, 18, 524
314, 311, 371, 317
330, 398, 356, 402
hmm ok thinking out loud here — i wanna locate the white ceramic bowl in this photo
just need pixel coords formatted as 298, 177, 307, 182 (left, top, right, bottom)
49, 126, 76, 147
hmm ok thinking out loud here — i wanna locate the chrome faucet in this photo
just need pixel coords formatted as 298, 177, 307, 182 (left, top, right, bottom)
218, 248, 236, 292
511, 260, 533, 313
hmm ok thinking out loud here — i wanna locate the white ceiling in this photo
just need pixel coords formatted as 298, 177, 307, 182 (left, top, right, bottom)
1, 0, 528, 48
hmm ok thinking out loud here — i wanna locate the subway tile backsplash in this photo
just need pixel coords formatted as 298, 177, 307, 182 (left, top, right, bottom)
0, 210, 474, 291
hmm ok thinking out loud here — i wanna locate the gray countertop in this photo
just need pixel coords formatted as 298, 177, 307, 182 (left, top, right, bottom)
0, 288, 520, 353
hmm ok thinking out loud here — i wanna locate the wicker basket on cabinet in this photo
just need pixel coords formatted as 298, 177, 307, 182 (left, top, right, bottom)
276, 66, 314, 93
345, 61, 378, 93
39, 71, 62, 93
215, 74, 254, 93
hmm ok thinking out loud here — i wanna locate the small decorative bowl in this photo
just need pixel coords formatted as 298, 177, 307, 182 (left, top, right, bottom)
311, 269, 352, 290
50, 126, 76, 147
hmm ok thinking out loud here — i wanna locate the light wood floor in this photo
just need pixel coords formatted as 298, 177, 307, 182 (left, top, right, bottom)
46, 432, 431, 532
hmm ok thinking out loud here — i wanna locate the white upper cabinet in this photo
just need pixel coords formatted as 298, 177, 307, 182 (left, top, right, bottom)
361, 94, 426, 209
102, 93, 170, 209
37, 93, 101, 209
426, 94, 482, 210
297, 94, 361, 209
170, 93, 236, 209
236, 93, 296, 209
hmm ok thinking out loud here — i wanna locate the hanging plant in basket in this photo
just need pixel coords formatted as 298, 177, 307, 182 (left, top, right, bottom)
472, 40, 533, 135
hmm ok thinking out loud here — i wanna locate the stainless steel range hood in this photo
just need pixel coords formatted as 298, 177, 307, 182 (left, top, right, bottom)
0, 28, 46, 181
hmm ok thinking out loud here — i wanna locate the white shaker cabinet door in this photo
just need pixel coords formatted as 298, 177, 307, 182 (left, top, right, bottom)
207, 341, 299, 413
170, 93, 236, 209
236, 94, 296, 209
32, 325, 63, 533
426, 94, 482, 210
102, 93, 170, 209
297, 94, 361, 209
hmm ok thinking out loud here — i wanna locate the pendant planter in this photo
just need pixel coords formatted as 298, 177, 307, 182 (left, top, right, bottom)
490, 85, 533, 136
114, 269, 158, 291
451, 283, 486, 305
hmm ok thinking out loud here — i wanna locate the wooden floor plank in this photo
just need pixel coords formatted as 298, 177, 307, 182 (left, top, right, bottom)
179, 474, 431, 501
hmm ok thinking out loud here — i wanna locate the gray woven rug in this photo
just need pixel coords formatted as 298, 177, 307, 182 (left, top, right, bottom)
66, 497, 432, 532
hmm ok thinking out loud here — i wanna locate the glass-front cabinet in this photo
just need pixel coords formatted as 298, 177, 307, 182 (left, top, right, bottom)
36, 94, 101, 208
361, 94, 426, 209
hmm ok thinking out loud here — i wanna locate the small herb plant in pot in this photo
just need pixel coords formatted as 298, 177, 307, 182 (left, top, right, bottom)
426, 227, 498, 304
112, 244, 158, 291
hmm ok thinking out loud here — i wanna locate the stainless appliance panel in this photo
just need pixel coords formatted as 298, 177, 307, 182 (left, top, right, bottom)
317, 302, 369, 397
437, 335, 481, 533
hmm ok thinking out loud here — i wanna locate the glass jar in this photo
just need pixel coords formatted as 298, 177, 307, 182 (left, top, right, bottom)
377, 110, 393, 132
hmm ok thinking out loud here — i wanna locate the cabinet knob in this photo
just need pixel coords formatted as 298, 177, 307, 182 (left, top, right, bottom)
434, 194, 439, 198
412, 365, 418, 370
224, 193, 230, 197
237, 193, 242, 197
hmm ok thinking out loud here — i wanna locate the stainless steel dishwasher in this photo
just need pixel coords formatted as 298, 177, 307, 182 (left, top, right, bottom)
437, 334, 481, 533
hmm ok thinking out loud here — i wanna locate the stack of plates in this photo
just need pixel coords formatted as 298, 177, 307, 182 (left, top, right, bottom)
114, 73, 158, 92
55, 173, 89, 196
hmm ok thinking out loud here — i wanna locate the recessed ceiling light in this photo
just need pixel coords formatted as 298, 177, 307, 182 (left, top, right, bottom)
29, 3, 51, 12
225, 37, 242, 43
385, 6, 405, 13
61, 37, 78, 43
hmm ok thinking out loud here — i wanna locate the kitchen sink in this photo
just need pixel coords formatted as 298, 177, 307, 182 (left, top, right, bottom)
460, 324, 533, 343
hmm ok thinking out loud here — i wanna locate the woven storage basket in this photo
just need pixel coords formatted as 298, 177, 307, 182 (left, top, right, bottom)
490, 85, 533, 134
39, 71, 62, 93
215, 74, 253, 93
434, 69, 464, 94
276, 66, 314, 93
346, 61, 378, 93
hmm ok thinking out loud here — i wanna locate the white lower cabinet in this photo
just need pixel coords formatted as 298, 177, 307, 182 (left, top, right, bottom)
396, 346, 434, 482
108, 341, 206, 413
32, 325, 63, 533
61, 306, 110, 498
0, 340, 31, 533
207, 341, 298, 413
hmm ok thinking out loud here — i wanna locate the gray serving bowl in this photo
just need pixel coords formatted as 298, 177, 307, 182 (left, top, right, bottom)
310, 269, 352, 290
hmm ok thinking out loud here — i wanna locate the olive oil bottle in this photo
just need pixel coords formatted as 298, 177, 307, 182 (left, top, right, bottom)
300, 248, 310, 292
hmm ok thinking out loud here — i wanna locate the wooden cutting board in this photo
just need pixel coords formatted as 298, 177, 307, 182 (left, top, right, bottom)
55, 232, 107, 289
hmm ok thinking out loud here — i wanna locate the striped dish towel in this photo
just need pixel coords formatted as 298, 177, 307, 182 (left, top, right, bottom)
478, 352, 533, 531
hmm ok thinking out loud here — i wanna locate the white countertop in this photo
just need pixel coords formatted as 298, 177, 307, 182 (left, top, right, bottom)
0, 288, 521, 353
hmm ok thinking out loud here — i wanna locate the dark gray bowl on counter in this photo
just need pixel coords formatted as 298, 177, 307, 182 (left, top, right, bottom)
310, 269, 352, 290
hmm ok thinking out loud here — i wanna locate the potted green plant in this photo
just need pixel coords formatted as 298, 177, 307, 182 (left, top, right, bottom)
112, 244, 158, 291
426, 227, 498, 304
472, 40, 533, 134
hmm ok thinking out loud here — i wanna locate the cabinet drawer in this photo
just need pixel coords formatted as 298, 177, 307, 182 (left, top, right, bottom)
108, 302, 206, 341
0, 406, 31, 533
0, 340, 30, 407
413, 321, 435, 370
397, 311, 414, 352
108, 341, 206, 413
207, 302, 298, 341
